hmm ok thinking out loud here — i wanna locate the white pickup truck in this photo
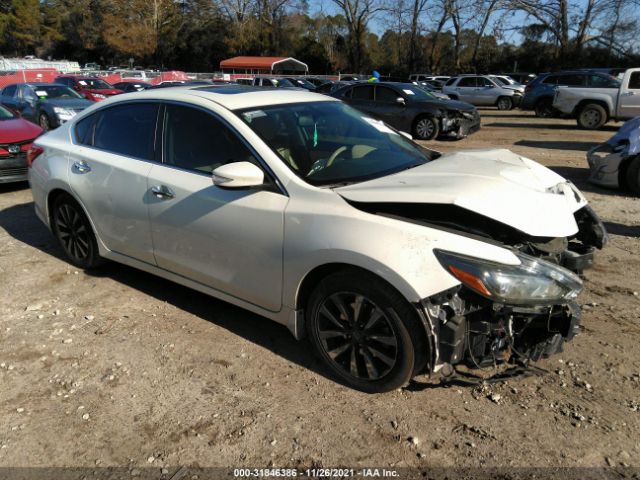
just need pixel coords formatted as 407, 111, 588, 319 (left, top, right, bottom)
552, 68, 640, 129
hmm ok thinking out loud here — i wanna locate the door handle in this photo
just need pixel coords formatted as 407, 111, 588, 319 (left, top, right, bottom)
72, 160, 91, 173
622, 91, 635, 96
151, 185, 175, 199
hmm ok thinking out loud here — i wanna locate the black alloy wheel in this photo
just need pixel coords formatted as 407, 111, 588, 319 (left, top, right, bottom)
52, 194, 102, 269
306, 271, 428, 392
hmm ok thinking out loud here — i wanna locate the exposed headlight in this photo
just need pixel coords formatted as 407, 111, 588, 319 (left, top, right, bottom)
435, 250, 583, 305
53, 107, 77, 120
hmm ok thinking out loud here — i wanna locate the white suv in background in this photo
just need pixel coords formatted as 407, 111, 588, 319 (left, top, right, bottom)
443, 75, 523, 110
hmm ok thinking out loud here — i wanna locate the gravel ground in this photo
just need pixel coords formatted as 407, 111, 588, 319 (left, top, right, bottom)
0, 109, 638, 478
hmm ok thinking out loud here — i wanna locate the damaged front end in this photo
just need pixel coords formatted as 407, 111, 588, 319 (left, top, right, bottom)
440, 109, 481, 139
349, 200, 607, 373
419, 249, 583, 372
352, 201, 607, 275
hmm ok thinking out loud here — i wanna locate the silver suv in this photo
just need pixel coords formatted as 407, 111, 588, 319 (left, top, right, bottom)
443, 75, 522, 110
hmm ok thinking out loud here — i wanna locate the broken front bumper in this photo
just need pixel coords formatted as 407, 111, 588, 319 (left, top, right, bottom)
441, 111, 481, 139
586, 143, 624, 188
418, 289, 582, 373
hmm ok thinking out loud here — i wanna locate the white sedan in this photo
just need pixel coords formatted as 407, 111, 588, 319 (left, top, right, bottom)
27, 86, 607, 392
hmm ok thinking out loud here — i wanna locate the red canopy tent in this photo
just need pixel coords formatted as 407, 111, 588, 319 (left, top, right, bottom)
220, 56, 308, 76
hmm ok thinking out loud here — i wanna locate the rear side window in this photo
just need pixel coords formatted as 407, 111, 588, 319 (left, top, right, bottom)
542, 75, 558, 85
557, 75, 586, 86
163, 104, 258, 174
2, 85, 17, 97
629, 72, 640, 89
93, 103, 159, 160
351, 85, 374, 100
75, 114, 96, 145
457, 77, 476, 87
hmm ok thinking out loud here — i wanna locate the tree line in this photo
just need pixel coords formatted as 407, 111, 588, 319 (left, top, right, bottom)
0, 0, 638, 75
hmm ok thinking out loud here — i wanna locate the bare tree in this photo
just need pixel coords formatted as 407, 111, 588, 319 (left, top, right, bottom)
470, 0, 506, 70
331, 0, 383, 72
427, 0, 449, 73
407, 0, 429, 73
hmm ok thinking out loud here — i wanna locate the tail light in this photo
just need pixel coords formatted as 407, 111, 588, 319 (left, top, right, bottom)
26, 145, 44, 168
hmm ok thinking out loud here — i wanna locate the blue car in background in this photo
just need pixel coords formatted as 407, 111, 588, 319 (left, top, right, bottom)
521, 70, 622, 118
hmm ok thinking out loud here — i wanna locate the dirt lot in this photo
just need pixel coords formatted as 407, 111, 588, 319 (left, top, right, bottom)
0, 109, 639, 478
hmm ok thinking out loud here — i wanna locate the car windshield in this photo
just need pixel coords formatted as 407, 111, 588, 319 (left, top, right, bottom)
33, 85, 83, 99
0, 105, 15, 119
237, 101, 438, 186
79, 79, 113, 90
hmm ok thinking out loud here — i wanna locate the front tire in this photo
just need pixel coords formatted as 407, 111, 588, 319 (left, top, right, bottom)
305, 271, 427, 393
51, 194, 103, 269
577, 103, 607, 129
625, 156, 640, 195
497, 96, 513, 110
413, 116, 439, 140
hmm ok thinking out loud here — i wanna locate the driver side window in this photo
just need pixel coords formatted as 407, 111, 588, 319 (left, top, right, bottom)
163, 104, 260, 175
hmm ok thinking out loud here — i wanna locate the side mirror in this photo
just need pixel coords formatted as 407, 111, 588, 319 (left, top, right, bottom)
212, 161, 264, 188
396, 97, 406, 105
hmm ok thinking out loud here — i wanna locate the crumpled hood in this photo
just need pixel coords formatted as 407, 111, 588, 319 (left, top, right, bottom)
606, 116, 640, 155
336, 149, 587, 238
85, 89, 123, 96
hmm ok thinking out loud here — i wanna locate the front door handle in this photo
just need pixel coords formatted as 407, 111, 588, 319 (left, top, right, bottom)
151, 185, 175, 199
72, 160, 91, 173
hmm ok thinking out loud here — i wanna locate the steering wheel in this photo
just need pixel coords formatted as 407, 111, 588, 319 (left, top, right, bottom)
326, 146, 349, 167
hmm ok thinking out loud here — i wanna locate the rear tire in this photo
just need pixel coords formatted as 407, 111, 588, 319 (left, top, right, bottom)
534, 98, 554, 117
412, 116, 439, 140
51, 193, 103, 269
625, 156, 640, 195
305, 270, 428, 393
577, 103, 607, 129
497, 96, 513, 110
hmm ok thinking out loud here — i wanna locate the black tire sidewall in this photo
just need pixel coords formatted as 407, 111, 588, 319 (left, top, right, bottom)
578, 104, 606, 129
305, 271, 422, 393
39, 114, 50, 131
497, 97, 513, 110
535, 99, 553, 117
625, 156, 640, 195
51, 194, 102, 270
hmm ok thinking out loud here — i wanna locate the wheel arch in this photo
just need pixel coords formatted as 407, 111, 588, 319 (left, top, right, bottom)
618, 153, 640, 190
574, 99, 610, 119
294, 262, 431, 373
46, 187, 107, 255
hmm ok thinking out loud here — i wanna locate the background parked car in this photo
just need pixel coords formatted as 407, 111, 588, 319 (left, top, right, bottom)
520, 70, 621, 117
304, 77, 332, 88
443, 75, 521, 110
112, 82, 151, 93
331, 81, 479, 140
55, 75, 124, 101
587, 116, 640, 194
280, 77, 316, 90
498, 72, 536, 85
0, 83, 92, 131
552, 68, 639, 129
0, 104, 42, 183
314, 80, 354, 94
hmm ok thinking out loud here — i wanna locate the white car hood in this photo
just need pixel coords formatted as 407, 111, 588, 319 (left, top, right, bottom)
336, 149, 587, 238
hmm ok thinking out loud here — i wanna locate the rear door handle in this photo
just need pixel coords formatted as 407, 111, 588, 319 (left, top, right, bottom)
72, 160, 91, 173
151, 185, 175, 199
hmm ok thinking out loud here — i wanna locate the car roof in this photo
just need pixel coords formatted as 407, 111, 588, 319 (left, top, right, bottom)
92, 85, 338, 111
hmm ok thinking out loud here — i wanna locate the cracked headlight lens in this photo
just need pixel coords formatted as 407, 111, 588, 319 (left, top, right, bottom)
435, 250, 583, 305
